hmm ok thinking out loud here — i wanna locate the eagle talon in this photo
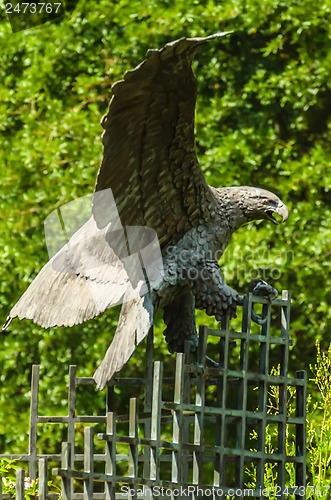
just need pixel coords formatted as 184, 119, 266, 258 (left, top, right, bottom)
248, 279, 279, 325
251, 308, 268, 325
237, 294, 244, 306
249, 279, 278, 301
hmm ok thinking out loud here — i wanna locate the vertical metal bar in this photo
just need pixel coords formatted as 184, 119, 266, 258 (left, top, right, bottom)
242, 291, 253, 491
29, 365, 39, 481
220, 314, 231, 490
242, 294, 252, 335
105, 412, 116, 500
38, 458, 48, 500
106, 383, 115, 414
277, 408, 286, 497
0, 476, 2, 500
255, 295, 269, 491
61, 442, 72, 500
259, 300, 271, 376
84, 427, 94, 500
68, 366, 76, 456
150, 361, 162, 481
278, 292, 291, 497
128, 398, 138, 499
143, 327, 154, 496
16, 469, 25, 500
172, 353, 185, 485
180, 340, 192, 486
280, 290, 291, 377
295, 371, 307, 500
281, 291, 291, 338
105, 381, 115, 500
145, 327, 154, 404
237, 311, 250, 490
68, 366, 76, 500
192, 326, 207, 492
213, 320, 226, 493
280, 291, 291, 377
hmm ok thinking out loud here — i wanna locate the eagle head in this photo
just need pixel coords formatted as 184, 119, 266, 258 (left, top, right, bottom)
216, 186, 289, 229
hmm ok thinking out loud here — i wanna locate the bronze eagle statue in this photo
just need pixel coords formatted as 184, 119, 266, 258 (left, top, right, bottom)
3, 34, 289, 389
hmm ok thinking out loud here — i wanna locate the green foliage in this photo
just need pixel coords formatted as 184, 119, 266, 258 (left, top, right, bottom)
245, 366, 297, 498
0, 0, 330, 480
244, 351, 331, 499
307, 342, 331, 495
0, 458, 60, 499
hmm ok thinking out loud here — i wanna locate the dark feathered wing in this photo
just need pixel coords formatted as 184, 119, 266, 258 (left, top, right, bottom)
3, 33, 230, 386
4, 217, 139, 328
93, 34, 230, 245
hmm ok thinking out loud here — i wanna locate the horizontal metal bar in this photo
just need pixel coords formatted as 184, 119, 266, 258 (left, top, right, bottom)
53, 468, 91, 480
206, 329, 293, 345
96, 432, 306, 462
75, 376, 177, 387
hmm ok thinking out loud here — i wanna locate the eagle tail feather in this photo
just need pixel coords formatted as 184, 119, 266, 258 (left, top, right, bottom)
93, 293, 154, 390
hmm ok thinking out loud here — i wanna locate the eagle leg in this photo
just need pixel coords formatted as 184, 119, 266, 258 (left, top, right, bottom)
163, 291, 198, 354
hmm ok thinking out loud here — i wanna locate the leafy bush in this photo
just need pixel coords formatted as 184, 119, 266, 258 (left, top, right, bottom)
0, 0, 330, 485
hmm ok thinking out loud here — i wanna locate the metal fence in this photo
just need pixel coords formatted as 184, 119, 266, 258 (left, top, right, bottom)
0, 291, 307, 499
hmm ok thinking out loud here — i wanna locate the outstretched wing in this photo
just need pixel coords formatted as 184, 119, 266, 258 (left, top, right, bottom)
93, 34, 230, 246
3, 217, 143, 329
3, 33, 228, 332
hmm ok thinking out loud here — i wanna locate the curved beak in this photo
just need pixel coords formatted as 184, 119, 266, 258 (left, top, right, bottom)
266, 202, 289, 225
278, 202, 289, 222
